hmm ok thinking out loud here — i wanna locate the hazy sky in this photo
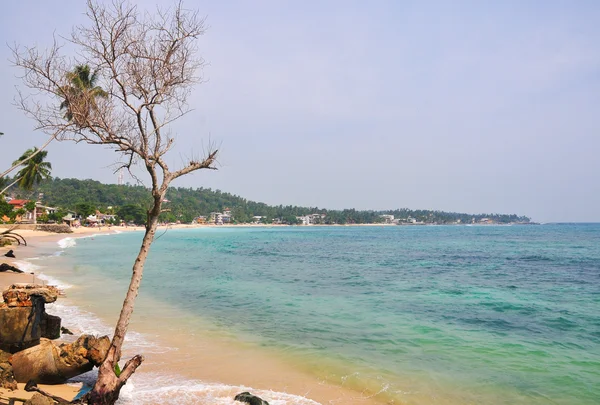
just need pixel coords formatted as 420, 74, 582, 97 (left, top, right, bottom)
1, 1, 599, 222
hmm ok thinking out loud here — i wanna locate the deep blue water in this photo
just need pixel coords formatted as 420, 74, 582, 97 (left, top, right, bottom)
55, 224, 600, 404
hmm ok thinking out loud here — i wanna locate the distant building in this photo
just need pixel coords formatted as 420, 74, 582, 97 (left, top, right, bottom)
209, 212, 223, 225
7, 199, 34, 222
379, 214, 394, 224
296, 213, 325, 225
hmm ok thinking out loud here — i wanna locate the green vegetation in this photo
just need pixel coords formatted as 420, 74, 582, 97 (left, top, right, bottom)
4, 177, 530, 225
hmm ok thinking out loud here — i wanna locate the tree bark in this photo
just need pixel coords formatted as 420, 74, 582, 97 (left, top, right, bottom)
85, 193, 164, 405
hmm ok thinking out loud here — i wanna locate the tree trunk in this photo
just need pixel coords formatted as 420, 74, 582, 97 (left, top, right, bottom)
33, 204, 37, 225
85, 193, 164, 405
0, 177, 22, 195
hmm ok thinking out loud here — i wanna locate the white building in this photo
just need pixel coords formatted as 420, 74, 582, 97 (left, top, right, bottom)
209, 212, 223, 225
379, 214, 395, 224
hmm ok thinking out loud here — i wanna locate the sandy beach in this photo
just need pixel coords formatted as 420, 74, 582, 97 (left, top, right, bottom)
0, 226, 388, 405
0, 226, 142, 404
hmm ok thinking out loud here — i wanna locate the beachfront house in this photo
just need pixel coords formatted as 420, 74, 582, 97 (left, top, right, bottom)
62, 213, 78, 227
6, 199, 34, 223
379, 214, 395, 224
209, 212, 223, 225
296, 213, 325, 225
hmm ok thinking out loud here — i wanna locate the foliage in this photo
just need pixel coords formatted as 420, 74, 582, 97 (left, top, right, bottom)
116, 204, 146, 225
32, 177, 531, 225
12, 147, 52, 191
24, 201, 36, 212
38, 213, 50, 223
0, 198, 13, 218
75, 202, 96, 218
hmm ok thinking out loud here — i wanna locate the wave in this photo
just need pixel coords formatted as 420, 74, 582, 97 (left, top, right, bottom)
58, 237, 77, 249
118, 373, 321, 405
11, 260, 42, 274
40, 272, 323, 404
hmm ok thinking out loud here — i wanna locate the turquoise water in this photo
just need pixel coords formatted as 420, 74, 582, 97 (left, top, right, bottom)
43, 225, 600, 404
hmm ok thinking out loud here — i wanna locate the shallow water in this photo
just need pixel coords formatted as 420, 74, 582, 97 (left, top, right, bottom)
28, 225, 600, 404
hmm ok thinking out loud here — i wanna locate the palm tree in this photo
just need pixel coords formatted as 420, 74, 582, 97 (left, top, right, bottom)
11, 147, 52, 224
60, 65, 107, 125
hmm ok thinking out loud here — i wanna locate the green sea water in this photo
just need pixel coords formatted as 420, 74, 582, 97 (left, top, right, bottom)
33, 224, 600, 404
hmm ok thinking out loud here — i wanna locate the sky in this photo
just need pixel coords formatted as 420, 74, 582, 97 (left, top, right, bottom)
1, 1, 599, 222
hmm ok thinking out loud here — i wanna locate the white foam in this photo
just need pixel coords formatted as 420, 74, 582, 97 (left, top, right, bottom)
117, 372, 322, 405
58, 237, 77, 249
11, 260, 42, 274
36, 273, 73, 290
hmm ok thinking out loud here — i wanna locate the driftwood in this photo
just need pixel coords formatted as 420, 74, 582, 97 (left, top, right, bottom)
25, 380, 71, 404
0, 263, 23, 273
0, 228, 27, 247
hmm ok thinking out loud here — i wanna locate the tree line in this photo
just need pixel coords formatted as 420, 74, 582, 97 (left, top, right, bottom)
4, 176, 531, 225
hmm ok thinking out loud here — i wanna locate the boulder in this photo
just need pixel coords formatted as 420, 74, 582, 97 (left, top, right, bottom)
0, 349, 17, 391
25, 392, 55, 405
0, 263, 23, 273
10, 335, 110, 384
2, 284, 59, 307
40, 314, 61, 340
0, 284, 62, 353
234, 392, 270, 405
0, 306, 41, 353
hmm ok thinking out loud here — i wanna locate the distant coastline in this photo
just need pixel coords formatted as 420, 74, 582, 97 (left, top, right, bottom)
2, 177, 533, 228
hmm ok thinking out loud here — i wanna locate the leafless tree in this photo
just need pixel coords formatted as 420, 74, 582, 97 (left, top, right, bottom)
12, 1, 217, 403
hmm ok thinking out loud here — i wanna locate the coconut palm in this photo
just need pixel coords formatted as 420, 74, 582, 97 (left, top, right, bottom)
10, 148, 52, 224
60, 65, 107, 125
12, 147, 52, 191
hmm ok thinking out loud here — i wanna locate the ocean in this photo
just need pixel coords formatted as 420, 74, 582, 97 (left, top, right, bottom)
20, 224, 600, 404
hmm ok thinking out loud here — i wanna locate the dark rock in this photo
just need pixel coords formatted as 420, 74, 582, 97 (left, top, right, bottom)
41, 314, 61, 340
234, 391, 270, 405
60, 327, 74, 335
4, 250, 15, 258
0, 263, 23, 273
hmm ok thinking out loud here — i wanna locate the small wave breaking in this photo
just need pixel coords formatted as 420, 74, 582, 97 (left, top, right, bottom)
118, 373, 322, 405
58, 237, 77, 249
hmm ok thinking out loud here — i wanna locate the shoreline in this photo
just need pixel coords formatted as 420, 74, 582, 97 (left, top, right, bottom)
1, 229, 389, 405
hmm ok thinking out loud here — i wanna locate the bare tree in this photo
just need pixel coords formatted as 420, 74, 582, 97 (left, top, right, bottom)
12, 1, 217, 404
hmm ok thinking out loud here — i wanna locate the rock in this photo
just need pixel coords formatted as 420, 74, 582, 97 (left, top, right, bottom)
4, 250, 15, 258
41, 314, 61, 340
234, 392, 270, 405
10, 335, 111, 384
0, 349, 18, 391
0, 306, 41, 353
60, 327, 74, 335
24, 392, 55, 405
0, 263, 23, 273
0, 285, 62, 353
2, 284, 59, 307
